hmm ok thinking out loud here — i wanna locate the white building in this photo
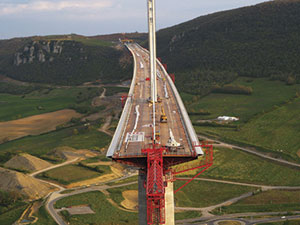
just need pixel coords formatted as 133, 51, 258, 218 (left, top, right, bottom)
217, 116, 239, 121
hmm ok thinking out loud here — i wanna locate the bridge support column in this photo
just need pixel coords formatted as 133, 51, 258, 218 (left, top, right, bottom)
138, 170, 147, 225
163, 181, 175, 225
139, 170, 175, 225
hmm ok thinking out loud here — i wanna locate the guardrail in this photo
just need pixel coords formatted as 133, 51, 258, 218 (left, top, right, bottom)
106, 44, 138, 157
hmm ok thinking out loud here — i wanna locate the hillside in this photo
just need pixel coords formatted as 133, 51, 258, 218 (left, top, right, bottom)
153, 0, 300, 94
4, 153, 52, 172
0, 35, 133, 85
0, 167, 55, 200
91, 32, 147, 42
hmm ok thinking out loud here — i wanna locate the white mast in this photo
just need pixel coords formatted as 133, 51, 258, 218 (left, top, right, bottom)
147, 0, 157, 142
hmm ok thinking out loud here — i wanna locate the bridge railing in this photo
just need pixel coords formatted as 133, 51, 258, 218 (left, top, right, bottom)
106, 44, 138, 157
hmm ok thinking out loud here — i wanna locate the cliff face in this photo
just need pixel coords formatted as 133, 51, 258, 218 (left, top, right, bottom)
0, 36, 133, 85
14, 41, 63, 66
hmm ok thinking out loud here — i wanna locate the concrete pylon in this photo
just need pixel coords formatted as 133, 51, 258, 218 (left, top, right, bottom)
163, 181, 175, 225
138, 171, 147, 225
138, 170, 175, 225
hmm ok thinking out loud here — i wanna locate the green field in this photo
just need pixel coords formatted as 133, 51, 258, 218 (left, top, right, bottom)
0, 204, 28, 225
175, 180, 256, 208
106, 179, 255, 209
187, 77, 300, 162
0, 87, 103, 122
202, 97, 300, 162
107, 183, 138, 206
107, 175, 138, 186
217, 190, 300, 214
38, 164, 108, 185
34, 205, 56, 225
175, 211, 202, 220
105, 86, 129, 96
71, 36, 113, 47
178, 147, 300, 186
55, 191, 138, 225
186, 78, 300, 122
259, 221, 300, 225
80, 155, 111, 164
0, 125, 111, 163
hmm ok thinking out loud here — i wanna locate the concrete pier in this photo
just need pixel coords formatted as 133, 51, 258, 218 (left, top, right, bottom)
138, 170, 175, 225
163, 181, 175, 225
138, 171, 147, 225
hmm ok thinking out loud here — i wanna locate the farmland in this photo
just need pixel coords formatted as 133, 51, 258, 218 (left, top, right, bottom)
218, 190, 300, 214
184, 77, 300, 162
0, 109, 81, 143
186, 78, 300, 123
38, 164, 110, 185
0, 87, 103, 122
0, 125, 111, 163
174, 180, 256, 208
55, 191, 138, 225
177, 147, 300, 186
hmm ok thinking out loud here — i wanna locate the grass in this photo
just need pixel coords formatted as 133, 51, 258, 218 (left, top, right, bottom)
217, 190, 300, 214
60, 189, 76, 194
174, 180, 256, 208
207, 97, 300, 161
80, 155, 111, 164
33, 205, 56, 225
179, 147, 300, 186
55, 191, 138, 225
105, 86, 130, 96
38, 164, 106, 185
0, 87, 103, 122
187, 77, 300, 162
175, 211, 202, 220
186, 78, 300, 123
72, 36, 113, 47
106, 178, 255, 209
0, 204, 28, 225
259, 221, 300, 225
0, 125, 111, 163
107, 183, 138, 206
107, 175, 138, 186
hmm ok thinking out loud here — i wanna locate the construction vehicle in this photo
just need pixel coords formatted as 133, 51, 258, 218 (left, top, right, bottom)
157, 96, 162, 103
160, 106, 167, 123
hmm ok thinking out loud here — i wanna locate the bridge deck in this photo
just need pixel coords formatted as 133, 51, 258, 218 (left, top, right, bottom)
114, 44, 193, 159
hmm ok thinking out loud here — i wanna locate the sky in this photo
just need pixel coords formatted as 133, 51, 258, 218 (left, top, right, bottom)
0, 0, 270, 39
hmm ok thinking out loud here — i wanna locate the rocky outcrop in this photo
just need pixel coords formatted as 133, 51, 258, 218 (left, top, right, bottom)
14, 40, 64, 66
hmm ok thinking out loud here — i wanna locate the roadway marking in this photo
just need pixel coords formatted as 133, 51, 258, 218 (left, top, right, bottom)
125, 105, 140, 149
140, 83, 143, 99
125, 132, 145, 142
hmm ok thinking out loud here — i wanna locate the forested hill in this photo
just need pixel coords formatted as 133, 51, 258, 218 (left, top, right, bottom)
154, 0, 300, 94
0, 35, 133, 85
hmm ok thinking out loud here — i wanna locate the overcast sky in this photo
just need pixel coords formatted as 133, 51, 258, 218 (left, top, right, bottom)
0, 0, 270, 39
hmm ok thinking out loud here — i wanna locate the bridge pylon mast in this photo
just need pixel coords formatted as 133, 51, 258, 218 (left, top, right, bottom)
148, 0, 158, 103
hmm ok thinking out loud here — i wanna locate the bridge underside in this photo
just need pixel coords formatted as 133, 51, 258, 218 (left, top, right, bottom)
113, 155, 196, 169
